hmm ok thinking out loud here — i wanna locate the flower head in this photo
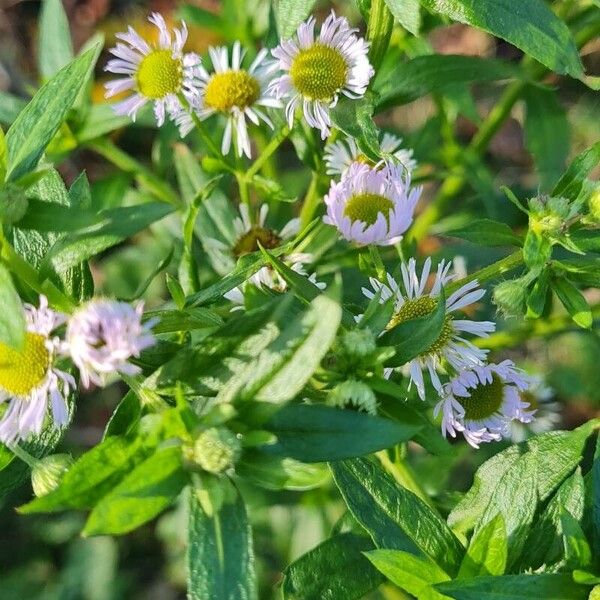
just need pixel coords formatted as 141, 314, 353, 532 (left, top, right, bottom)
268, 11, 374, 138
325, 133, 417, 177
0, 296, 74, 445
66, 300, 157, 388
434, 360, 535, 448
362, 258, 495, 399
324, 162, 421, 246
174, 42, 280, 157
104, 13, 200, 126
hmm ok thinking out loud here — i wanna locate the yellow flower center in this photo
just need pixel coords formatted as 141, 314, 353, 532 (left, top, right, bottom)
290, 43, 348, 101
460, 374, 505, 421
344, 193, 393, 226
0, 333, 50, 397
136, 49, 183, 99
233, 226, 282, 257
388, 296, 453, 355
204, 70, 260, 112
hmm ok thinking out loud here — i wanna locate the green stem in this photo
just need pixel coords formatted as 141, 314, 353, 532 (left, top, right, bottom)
299, 171, 322, 228
245, 124, 290, 180
367, 0, 394, 72
177, 93, 223, 160
236, 171, 250, 205
446, 250, 524, 295
11, 444, 38, 468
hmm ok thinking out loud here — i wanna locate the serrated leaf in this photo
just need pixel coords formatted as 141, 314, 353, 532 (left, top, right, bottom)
420, 0, 583, 78
331, 456, 464, 576
282, 533, 384, 600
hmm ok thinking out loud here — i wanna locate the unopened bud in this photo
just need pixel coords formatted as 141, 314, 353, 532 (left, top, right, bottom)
186, 428, 242, 474
327, 380, 378, 415
31, 454, 73, 497
341, 328, 377, 358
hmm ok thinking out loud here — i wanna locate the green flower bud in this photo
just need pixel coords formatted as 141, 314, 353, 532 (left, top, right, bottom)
186, 428, 242, 474
529, 195, 575, 234
327, 380, 378, 415
31, 454, 74, 497
341, 328, 377, 358
493, 279, 527, 318
0, 184, 28, 224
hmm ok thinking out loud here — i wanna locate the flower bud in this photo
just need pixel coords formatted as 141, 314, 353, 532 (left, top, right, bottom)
341, 328, 377, 358
31, 454, 73, 497
327, 380, 378, 415
187, 428, 242, 474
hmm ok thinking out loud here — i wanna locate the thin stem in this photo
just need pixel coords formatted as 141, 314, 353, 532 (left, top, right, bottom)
11, 444, 38, 468
177, 93, 223, 160
299, 171, 322, 228
236, 171, 250, 205
245, 124, 290, 180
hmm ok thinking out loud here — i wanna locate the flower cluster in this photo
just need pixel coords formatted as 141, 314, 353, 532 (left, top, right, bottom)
0, 297, 156, 446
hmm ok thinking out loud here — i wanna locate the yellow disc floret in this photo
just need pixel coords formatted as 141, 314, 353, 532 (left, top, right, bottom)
344, 193, 393, 226
136, 49, 183, 99
204, 70, 260, 112
388, 296, 453, 355
290, 43, 348, 101
0, 333, 50, 397
460, 374, 505, 421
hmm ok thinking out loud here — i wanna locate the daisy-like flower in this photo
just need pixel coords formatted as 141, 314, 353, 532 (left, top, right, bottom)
323, 162, 421, 246
268, 11, 374, 138
434, 360, 535, 448
324, 133, 417, 177
104, 13, 200, 126
66, 300, 157, 388
0, 296, 74, 446
362, 258, 495, 399
510, 375, 560, 441
205, 204, 323, 305
174, 42, 281, 157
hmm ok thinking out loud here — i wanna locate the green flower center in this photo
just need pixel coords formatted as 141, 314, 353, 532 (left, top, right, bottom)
460, 374, 505, 421
233, 226, 282, 257
344, 193, 394, 226
204, 70, 261, 112
388, 296, 453, 355
0, 333, 50, 397
136, 49, 183, 99
290, 43, 348, 101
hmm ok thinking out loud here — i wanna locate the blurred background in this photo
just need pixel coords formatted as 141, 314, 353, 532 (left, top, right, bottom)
0, 1, 599, 598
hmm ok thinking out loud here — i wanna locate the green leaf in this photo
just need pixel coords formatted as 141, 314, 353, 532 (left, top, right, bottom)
146, 308, 223, 334
188, 488, 257, 600
19, 436, 147, 513
458, 514, 507, 578
237, 451, 329, 490
365, 549, 450, 599
561, 510, 592, 570
552, 277, 592, 329
525, 268, 550, 319
74, 103, 134, 143
5, 47, 97, 181
103, 391, 141, 439
553, 141, 600, 201
436, 574, 590, 600
177, 4, 223, 32
273, 0, 317, 39
0, 264, 26, 349
449, 425, 596, 534
380, 290, 445, 367
83, 446, 187, 536
375, 55, 518, 110
522, 227, 552, 270
0, 91, 27, 126
384, 0, 420, 35
282, 533, 384, 600
444, 219, 522, 247
263, 404, 423, 462
331, 456, 464, 576
330, 96, 381, 162
40, 202, 174, 275
420, 0, 583, 78
38, 0, 74, 79
523, 86, 569, 191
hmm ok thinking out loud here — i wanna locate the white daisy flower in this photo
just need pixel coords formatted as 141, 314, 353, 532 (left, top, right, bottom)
510, 375, 560, 442
362, 258, 496, 399
104, 12, 201, 126
434, 360, 535, 448
173, 42, 281, 157
66, 300, 157, 388
324, 133, 417, 177
204, 204, 323, 305
0, 296, 74, 446
323, 162, 421, 246
268, 10, 374, 139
